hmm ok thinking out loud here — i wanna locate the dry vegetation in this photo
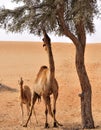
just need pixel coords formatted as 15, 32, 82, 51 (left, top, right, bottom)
0, 41, 101, 130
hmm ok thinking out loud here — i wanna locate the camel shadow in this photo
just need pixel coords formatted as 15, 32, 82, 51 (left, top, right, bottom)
32, 122, 82, 130
0, 83, 18, 92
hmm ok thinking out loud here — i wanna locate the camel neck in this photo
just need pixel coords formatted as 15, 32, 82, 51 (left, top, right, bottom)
20, 85, 24, 98
42, 30, 55, 77
47, 43, 55, 77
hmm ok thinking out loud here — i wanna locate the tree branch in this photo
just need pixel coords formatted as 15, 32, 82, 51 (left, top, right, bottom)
56, 3, 79, 47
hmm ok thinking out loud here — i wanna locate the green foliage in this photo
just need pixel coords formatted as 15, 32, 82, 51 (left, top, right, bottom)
70, 0, 98, 33
0, 0, 99, 36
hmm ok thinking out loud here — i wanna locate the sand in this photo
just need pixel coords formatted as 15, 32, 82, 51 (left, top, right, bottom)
0, 41, 101, 130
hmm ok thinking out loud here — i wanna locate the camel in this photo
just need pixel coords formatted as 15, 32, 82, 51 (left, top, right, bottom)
18, 77, 32, 124
23, 29, 62, 128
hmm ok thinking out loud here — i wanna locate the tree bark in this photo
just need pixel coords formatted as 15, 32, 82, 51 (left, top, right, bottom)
75, 45, 95, 129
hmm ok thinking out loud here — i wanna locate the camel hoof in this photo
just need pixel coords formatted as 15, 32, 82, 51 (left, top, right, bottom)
23, 124, 27, 127
53, 122, 58, 128
45, 123, 49, 128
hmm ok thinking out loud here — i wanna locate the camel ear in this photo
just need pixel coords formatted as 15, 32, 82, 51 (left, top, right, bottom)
43, 43, 46, 47
42, 38, 44, 41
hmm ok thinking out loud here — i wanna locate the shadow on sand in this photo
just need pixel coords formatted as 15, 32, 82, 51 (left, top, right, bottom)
0, 83, 18, 92
61, 123, 82, 130
61, 123, 101, 130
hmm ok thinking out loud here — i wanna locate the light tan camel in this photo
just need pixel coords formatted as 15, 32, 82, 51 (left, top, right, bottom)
18, 77, 32, 124
23, 29, 62, 128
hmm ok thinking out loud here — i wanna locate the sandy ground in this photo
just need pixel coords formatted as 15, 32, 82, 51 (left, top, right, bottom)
0, 41, 101, 130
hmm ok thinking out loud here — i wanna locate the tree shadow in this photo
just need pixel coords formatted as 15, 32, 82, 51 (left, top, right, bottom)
0, 83, 18, 92
61, 123, 101, 130
61, 123, 82, 130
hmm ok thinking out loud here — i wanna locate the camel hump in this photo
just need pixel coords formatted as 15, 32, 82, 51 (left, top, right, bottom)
41, 65, 48, 69
23, 85, 31, 102
24, 85, 31, 92
38, 65, 48, 74
35, 65, 48, 83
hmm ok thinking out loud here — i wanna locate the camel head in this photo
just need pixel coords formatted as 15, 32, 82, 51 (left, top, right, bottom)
42, 38, 47, 51
18, 77, 24, 87
42, 29, 51, 51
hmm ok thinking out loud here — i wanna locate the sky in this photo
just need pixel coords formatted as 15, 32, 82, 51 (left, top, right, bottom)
0, 0, 101, 43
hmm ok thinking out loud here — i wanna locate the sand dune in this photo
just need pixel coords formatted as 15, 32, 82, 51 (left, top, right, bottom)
0, 41, 101, 130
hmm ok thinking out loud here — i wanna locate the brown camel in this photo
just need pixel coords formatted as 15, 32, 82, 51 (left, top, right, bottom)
18, 77, 32, 124
23, 29, 62, 128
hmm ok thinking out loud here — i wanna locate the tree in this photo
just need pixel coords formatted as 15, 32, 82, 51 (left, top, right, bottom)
0, 0, 99, 128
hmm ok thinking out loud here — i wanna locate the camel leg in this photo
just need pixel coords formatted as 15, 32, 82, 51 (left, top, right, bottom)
26, 104, 31, 123
33, 108, 38, 124
43, 95, 51, 128
23, 92, 38, 127
53, 92, 58, 127
47, 96, 53, 118
20, 102, 24, 124
45, 105, 49, 128
53, 92, 63, 127
26, 104, 30, 116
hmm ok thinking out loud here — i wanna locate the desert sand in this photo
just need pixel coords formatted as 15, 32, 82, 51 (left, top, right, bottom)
0, 41, 101, 130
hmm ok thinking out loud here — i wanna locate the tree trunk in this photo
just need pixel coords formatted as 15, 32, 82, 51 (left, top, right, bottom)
57, 7, 95, 128
75, 45, 95, 129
